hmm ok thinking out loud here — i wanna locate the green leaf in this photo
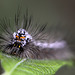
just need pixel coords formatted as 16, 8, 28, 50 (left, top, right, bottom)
0, 53, 71, 75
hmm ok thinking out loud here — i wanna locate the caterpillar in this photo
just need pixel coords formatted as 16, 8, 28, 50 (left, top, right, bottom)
0, 9, 74, 59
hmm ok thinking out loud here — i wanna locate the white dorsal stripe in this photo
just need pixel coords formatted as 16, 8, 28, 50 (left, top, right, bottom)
33, 40, 67, 49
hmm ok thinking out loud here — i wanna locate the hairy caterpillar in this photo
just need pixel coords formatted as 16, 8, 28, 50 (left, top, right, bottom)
0, 9, 74, 59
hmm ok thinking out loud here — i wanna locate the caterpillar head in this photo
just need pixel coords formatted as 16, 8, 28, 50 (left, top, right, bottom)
13, 28, 32, 47
6, 28, 32, 55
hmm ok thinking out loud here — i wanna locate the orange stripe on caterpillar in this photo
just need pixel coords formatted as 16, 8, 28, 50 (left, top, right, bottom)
16, 36, 19, 39
20, 36, 26, 39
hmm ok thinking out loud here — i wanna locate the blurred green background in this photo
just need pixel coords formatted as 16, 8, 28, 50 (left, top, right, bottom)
0, 0, 75, 25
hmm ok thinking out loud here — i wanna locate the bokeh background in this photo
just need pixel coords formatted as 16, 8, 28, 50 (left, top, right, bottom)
0, 0, 75, 25
0, 1, 75, 34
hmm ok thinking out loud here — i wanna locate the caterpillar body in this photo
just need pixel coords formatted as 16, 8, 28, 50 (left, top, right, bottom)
0, 10, 73, 59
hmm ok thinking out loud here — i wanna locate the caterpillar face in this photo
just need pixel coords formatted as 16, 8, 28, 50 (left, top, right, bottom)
13, 28, 32, 47
5, 28, 33, 56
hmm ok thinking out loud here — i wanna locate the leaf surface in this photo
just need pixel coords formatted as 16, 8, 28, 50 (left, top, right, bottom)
0, 53, 69, 75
